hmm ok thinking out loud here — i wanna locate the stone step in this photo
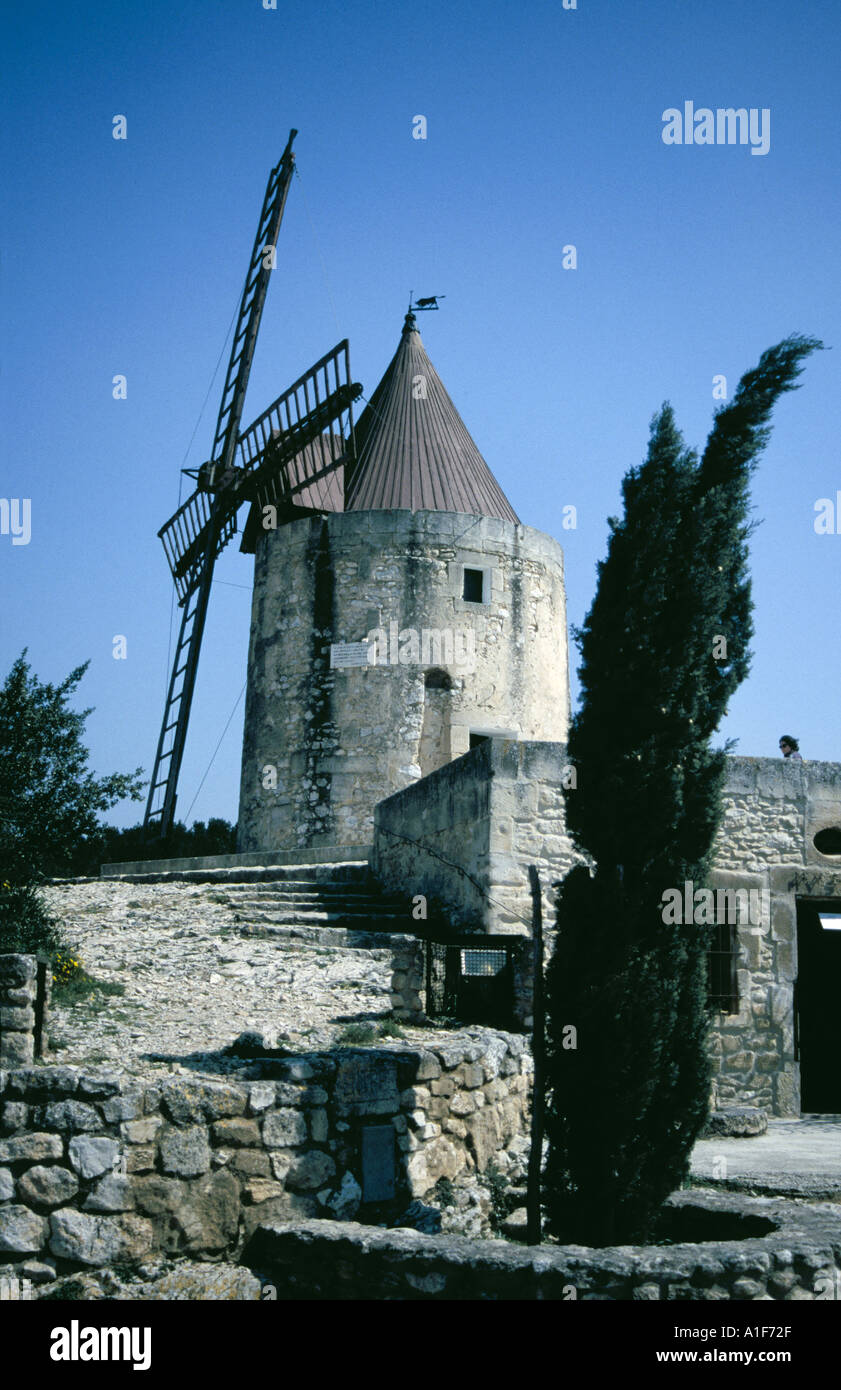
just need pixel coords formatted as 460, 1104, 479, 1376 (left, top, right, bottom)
231, 908, 410, 930
94, 862, 373, 887
216, 884, 378, 895
236, 920, 414, 953
232, 911, 411, 927
220, 880, 402, 894
227, 897, 408, 915
99, 845, 373, 878
220, 889, 406, 907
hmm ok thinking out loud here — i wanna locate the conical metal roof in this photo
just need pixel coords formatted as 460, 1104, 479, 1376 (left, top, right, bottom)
345, 313, 519, 522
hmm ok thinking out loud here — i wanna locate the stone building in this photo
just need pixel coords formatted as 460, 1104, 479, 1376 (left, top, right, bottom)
373, 743, 841, 1116
235, 311, 841, 1119
704, 757, 841, 1117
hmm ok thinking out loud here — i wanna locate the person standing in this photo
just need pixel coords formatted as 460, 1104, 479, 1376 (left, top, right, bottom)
779, 735, 803, 760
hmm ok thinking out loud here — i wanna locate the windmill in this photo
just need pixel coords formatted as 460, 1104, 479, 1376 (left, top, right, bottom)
143, 130, 362, 840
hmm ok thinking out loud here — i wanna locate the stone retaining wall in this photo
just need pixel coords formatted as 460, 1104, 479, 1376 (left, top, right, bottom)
0, 1034, 530, 1278
389, 938, 425, 1022
248, 1190, 841, 1301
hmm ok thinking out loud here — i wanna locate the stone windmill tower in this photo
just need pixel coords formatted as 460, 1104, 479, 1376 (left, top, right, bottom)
237, 309, 571, 852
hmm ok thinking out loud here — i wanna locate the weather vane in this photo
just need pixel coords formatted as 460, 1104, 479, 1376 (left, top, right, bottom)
407, 291, 446, 313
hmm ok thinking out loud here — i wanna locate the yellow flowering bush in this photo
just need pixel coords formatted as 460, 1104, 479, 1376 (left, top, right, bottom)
52, 953, 85, 987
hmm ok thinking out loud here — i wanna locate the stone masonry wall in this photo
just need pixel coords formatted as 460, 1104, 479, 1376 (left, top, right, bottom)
238, 509, 569, 853
0, 954, 48, 1068
713, 758, 841, 873
389, 937, 425, 1023
0, 1034, 530, 1279
704, 865, 784, 1114
374, 738, 584, 939
707, 759, 841, 1116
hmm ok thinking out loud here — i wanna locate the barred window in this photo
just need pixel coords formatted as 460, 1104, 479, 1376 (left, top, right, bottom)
707, 920, 739, 1013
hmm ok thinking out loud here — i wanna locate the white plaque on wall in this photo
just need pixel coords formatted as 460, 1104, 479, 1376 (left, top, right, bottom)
329, 642, 371, 669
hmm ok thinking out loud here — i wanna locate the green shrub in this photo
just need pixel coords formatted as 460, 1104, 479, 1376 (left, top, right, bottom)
0, 652, 143, 882
71, 816, 238, 875
336, 1022, 377, 1046
51, 954, 125, 1007
0, 880, 64, 958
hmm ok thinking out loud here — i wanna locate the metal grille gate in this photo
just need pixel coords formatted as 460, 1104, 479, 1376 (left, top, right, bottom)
423, 936, 517, 1029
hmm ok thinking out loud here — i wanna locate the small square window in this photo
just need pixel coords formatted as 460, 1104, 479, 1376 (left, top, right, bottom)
463, 568, 484, 603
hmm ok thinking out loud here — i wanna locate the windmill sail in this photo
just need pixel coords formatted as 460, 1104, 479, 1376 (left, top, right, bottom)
158, 341, 361, 603
143, 134, 298, 840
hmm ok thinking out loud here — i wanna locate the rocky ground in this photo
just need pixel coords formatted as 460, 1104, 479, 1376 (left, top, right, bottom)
42, 877, 429, 1077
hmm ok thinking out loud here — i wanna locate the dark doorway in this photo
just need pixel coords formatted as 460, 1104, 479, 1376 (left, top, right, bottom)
424, 937, 518, 1029
795, 899, 841, 1112
457, 947, 513, 1027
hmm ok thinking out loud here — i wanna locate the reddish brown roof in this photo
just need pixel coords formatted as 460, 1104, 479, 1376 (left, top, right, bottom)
344, 314, 519, 522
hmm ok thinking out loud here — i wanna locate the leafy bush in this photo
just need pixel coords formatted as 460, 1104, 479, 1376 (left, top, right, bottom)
0, 880, 64, 958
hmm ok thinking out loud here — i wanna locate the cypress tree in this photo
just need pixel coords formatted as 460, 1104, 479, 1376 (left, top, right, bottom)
544, 336, 822, 1246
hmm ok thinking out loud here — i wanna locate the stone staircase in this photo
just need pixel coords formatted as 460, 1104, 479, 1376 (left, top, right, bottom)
220, 872, 417, 954
224, 877, 411, 931
98, 857, 417, 951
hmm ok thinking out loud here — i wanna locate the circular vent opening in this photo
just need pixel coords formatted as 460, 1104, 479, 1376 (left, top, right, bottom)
813, 826, 841, 856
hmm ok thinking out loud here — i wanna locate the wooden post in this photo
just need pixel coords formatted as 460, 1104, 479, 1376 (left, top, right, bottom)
527, 865, 545, 1245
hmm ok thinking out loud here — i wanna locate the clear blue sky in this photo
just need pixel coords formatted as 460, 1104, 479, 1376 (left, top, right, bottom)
2, 0, 839, 830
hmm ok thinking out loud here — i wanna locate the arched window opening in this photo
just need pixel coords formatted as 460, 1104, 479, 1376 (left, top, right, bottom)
424, 668, 453, 691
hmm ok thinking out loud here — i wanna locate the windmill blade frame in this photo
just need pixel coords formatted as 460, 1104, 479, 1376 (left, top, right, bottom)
158, 340, 362, 604
143, 133, 298, 841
